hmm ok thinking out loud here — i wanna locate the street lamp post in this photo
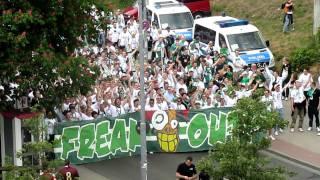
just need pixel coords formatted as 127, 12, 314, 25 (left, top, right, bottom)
138, 0, 148, 180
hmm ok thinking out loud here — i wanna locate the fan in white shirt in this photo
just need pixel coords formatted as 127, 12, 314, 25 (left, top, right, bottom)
145, 98, 159, 111
232, 51, 247, 73
298, 68, 313, 92
201, 96, 215, 109
171, 98, 187, 110
155, 96, 168, 110
118, 27, 131, 50
108, 22, 120, 44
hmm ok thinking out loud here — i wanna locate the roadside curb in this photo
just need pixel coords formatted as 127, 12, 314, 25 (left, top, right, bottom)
264, 149, 320, 173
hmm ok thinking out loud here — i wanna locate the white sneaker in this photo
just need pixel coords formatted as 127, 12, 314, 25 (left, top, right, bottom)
274, 131, 279, 136
279, 128, 283, 133
317, 132, 320, 136
285, 97, 288, 101
290, 128, 294, 132
317, 127, 320, 132
282, 96, 285, 100
307, 127, 312, 131
298, 128, 304, 132
269, 135, 276, 140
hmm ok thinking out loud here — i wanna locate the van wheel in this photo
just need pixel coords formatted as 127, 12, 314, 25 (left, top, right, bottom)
193, 12, 203, 19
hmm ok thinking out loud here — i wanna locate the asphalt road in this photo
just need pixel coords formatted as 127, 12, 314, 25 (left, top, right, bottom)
80, 151, 320, 180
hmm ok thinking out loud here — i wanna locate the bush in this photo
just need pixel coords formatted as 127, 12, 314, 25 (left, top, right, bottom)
290, 31, 320, 71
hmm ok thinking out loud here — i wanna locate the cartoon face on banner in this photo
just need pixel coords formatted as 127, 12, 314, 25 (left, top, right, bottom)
151, 110, 179, 152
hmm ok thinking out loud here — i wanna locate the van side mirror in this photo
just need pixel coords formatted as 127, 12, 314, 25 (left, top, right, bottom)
265, 40, 270, 47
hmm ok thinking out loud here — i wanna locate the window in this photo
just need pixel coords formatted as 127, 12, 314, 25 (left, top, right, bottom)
153, 14, 159, 28
219, 34, 227, 48
227, 32, 266, 52
147, 10, 152, 21
194, 24, 216, 44
158, 12, 193, 30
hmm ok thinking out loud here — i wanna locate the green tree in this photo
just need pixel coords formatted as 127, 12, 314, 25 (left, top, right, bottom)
0, 0, 108, 178
197, 98, 292, 180
0, 0, 108, 111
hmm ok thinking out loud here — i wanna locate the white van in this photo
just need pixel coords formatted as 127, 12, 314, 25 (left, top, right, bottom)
193, 16, 275, 67
146, 0, 194, 41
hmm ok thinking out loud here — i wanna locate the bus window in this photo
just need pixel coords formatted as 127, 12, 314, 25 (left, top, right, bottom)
194, 24, 216, 44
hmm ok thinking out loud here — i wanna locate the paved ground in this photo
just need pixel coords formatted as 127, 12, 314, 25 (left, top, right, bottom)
80, 151, 320, 180
269, 100, 320, 169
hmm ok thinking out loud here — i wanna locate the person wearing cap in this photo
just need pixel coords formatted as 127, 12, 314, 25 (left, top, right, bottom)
290, 80, 306, 132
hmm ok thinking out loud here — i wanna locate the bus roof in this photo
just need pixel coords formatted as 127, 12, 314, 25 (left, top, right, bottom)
146, 0, 191, 14
194, 16, 259, 35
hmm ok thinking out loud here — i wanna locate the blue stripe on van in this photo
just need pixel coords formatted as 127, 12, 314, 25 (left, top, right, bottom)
239, 51, 270, 64
175, 31, 193, 41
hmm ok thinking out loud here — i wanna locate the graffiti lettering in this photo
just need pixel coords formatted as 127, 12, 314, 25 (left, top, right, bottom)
56, 108, 235, 164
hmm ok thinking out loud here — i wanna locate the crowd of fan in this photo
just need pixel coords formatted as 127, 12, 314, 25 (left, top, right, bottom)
51, 9, 320, 138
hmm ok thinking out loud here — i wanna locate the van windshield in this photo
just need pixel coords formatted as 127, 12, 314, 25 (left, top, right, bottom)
159, 12, 193, 30
227, 32, 266, 52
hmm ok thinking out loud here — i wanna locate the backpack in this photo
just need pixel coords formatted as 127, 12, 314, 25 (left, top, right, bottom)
281, 2, 286, 9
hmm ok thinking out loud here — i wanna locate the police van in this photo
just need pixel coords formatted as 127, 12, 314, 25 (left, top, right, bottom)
146, 0, 194, 41
193, 16, 275, 67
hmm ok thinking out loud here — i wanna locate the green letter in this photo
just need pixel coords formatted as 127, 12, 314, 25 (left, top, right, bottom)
78, 123, 95, 160
187, 113, 209, 148
95, 121, 111, 158
128, 118, 140, 152
61, 126, 79, 160
110, 119, 128, 155
208, 112, 227, 145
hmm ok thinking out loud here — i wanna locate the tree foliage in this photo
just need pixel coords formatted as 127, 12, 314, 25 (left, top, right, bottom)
197, 98, 291, 180
0, 0, 107, 111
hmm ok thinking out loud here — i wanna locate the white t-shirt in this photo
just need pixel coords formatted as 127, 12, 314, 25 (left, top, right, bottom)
80, 113, 94, 121
261, 95, 273, 111
105, 105, 125, 117
176, 83, 188, 95
155, 102, 168, 110
232, 57, 246, 72
118, 31, 131, 47
109, 27, 119, 43
44, 118, 56, 135
272, 91, 283, 109
290, 87, 305, 103
145, 104, 159, 111
298, 73, 313, 91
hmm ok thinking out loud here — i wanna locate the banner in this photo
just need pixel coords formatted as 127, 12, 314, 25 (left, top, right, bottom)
54, 108, 235, 164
